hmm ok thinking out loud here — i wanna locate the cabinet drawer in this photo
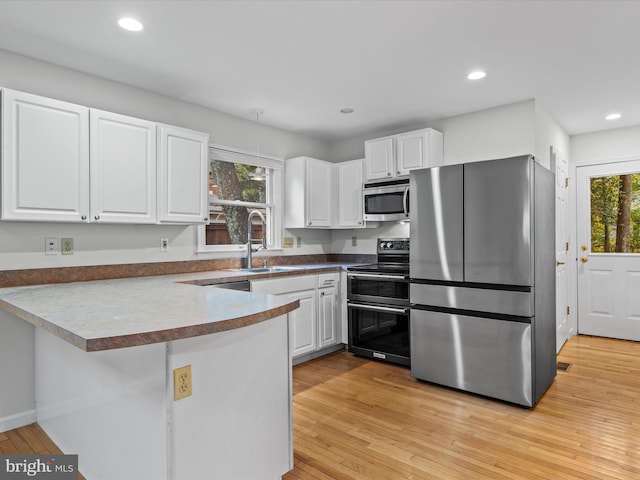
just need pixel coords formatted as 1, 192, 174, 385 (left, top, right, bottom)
317, 272, 339, 288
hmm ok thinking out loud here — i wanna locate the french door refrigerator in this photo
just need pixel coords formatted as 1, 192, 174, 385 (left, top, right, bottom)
409, 155, 556, 407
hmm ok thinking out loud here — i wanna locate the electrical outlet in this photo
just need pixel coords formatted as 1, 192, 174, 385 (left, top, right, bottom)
283, 237, 293, 248
351, 236, 357, 247
173, 365, 192, 401
45, 238, 59, 255
61, 237, 74, 255
160, 238, 169, 252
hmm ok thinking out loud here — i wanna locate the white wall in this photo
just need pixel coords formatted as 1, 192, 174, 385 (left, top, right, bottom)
0, 49, 333, 270
571, 125, 640, 164
535, 101, 571, 170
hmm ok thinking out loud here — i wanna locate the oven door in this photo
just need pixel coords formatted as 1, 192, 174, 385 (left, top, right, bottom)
348, 302, 410, 366
347, 272, 409, 306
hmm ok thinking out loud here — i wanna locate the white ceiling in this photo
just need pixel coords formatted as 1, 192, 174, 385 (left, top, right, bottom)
0, 0, 638, 143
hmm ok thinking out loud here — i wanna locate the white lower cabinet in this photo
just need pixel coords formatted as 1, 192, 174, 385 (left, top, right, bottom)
287, 289, 317, 357
251, 272, 342, 362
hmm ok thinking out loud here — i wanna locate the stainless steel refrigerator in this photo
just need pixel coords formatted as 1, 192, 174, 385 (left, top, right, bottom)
409, 155, 556, 407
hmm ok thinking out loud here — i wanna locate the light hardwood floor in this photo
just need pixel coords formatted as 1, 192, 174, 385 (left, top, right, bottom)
2, 335, 639, 479
283, 335, 640, 480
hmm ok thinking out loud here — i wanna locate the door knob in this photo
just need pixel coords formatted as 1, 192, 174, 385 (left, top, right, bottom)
580, 257, 588, 263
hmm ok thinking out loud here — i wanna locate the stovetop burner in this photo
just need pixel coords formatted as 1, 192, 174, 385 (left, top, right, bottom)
348, 237, 409, 274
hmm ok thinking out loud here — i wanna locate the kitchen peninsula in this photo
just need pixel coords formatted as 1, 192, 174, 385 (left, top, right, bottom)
0, 271, 303, 480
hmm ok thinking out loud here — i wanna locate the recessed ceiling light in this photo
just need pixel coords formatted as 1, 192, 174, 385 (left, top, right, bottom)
605, 112, 621, 121
118, 17, 143, 32
340, 108, 355, 114
467, 71, 486, 80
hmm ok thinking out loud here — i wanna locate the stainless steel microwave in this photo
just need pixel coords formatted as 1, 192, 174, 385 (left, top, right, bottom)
363, 179, 409, 222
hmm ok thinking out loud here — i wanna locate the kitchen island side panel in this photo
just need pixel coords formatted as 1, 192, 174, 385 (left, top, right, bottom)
168, 314, 292, 480
35, 329, 168, 480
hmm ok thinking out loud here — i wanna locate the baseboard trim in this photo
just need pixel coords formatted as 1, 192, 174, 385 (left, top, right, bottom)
0, 410, 37, 433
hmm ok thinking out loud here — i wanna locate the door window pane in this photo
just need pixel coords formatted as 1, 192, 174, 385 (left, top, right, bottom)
590, 173, 640, 253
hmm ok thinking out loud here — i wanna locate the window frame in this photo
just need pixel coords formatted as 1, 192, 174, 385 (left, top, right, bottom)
196, 143, 283, 254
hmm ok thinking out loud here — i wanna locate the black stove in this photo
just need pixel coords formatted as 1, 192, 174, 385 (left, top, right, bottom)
347, 238, 410, 275
347, 238, 410, 366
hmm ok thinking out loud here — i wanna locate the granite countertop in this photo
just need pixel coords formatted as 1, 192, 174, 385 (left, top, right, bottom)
0, 264, 351, 352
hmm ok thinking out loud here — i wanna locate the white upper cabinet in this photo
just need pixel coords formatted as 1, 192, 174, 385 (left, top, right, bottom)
1, 88, 210, 225
364, 137, 394, 181
157, 124, 209, 224
90, 109, 157, 223
1, 88, 90, 222
336, 159, 365, 228
284, 156, 333, 228
364, 128, 443, 182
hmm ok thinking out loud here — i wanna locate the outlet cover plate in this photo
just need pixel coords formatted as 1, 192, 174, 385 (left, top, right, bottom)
174, 365, 192, 400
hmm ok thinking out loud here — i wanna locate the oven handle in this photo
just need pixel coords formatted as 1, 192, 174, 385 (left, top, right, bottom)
348, 302, 409, 314
348, 273, 408, 281
403, 185, 409, 217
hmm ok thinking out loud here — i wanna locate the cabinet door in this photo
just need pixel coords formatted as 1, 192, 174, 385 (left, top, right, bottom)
90, 110, 157, 223
1, 89, 89, 222
305, 158, 332, 227
336, 159, 364, 228
396, 129, 427, 175
287, 289, 317, 357
318, 285, 339, 349
364, 137, 394, 181
158, 124, 209, 224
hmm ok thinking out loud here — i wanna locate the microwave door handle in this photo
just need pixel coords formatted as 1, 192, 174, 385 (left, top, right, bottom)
348, 303, 409, 314
403, 186, 409, 217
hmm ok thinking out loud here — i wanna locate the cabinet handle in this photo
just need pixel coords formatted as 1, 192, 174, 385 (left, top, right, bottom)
357, 221, 362, 225
397, 171, 401, 175
204, 217, 209, 222
94, 215, 100, 221
387, 172, 392, 177
81, 215, 87, 221
308, 221, 312, 225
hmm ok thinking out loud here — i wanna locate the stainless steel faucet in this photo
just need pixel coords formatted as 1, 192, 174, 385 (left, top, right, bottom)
246, 209, 267, 269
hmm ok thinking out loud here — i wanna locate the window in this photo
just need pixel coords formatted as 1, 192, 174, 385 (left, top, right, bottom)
197, 145, 283, 253
590, 172, 640, 253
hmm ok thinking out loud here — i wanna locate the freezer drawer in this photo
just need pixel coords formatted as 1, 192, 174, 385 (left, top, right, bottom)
410, 283, 534, 317
410, 309, 533, 406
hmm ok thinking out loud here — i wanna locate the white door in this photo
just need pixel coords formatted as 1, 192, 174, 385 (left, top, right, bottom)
364, 137, 393, 181
1, 88, 89, 222
305, 158, 332, 227
336, 159, 364, 228
157, 124, 209, 224
287, 289, 317, 357
396, 129, 426, 175
551, 147, 571, 352
576, 160, 640, 340
318, 285, 338, 349
90, 109, 157, 223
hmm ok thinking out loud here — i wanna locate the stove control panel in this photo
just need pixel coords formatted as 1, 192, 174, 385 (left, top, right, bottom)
377, 238, 410, 254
